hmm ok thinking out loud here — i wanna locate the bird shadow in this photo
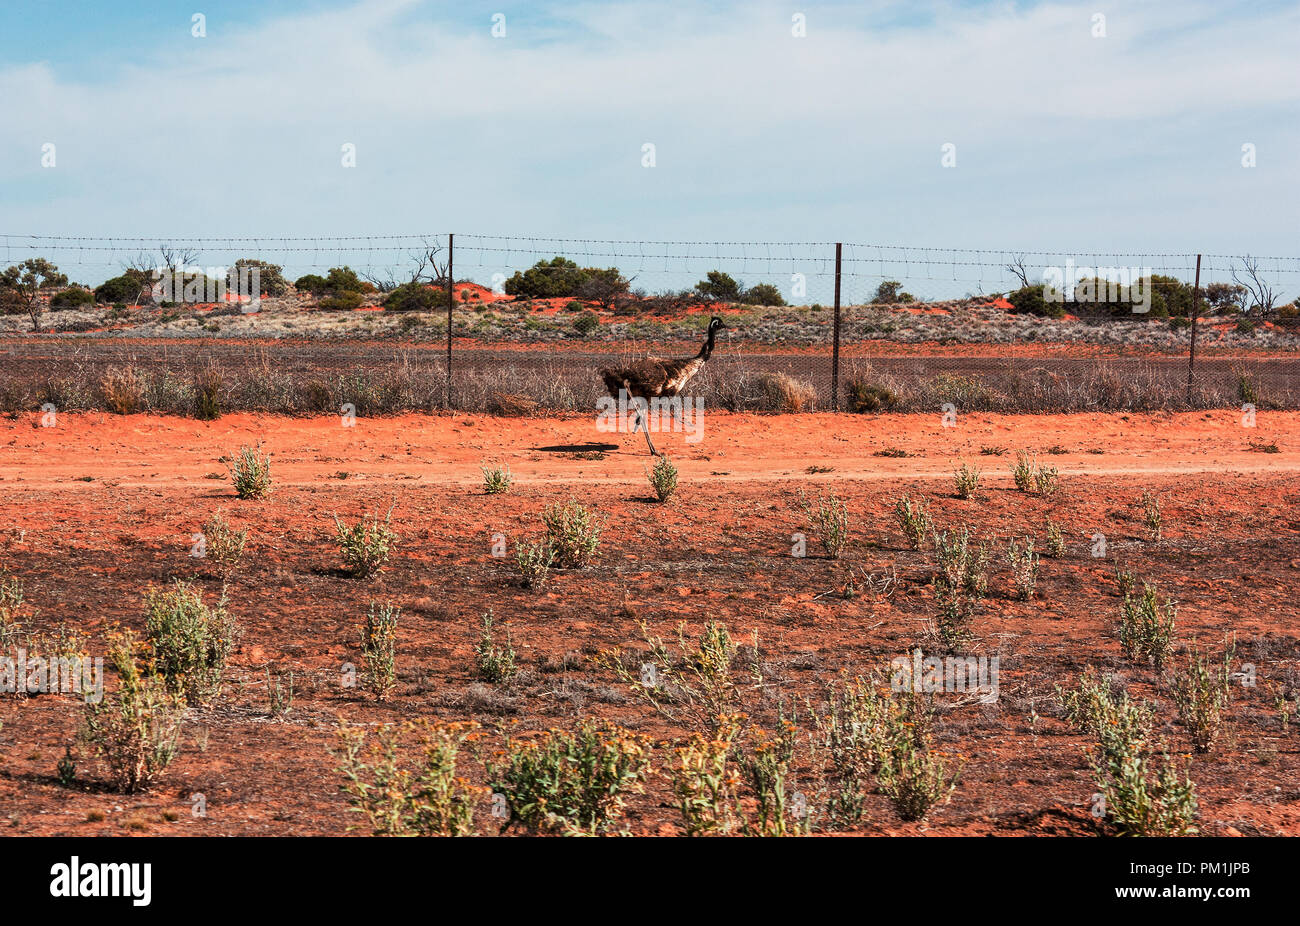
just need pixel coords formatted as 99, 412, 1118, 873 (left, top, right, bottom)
533, 442, 619, 453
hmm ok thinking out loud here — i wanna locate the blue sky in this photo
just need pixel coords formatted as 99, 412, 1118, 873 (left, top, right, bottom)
1, 0, 1297, 300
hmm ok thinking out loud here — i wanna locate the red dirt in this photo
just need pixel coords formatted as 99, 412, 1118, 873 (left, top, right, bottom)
1, 410, 1297, 835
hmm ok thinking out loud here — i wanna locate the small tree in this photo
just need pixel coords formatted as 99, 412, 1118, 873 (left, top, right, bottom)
1232, 256, 1277, 316
872, 280, 914, 304
695, 270, 741, 303
1, 258, 68, 331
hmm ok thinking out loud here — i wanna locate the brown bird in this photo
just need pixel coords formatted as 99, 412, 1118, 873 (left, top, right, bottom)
599, 315, 726, 455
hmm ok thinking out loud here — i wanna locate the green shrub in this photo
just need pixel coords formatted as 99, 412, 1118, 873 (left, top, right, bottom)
541, 500, 601, 568
143, 580, 238, 707
800, 490, 849, 559
51, 286, 95, 310
953, 463, 980, 499
572, 311, 600, 335
80, 631, 184, 793
200, 508, 248, 579
741, 283, 785, 306
319, 290, 364, 311
515, 539, 555, 589
481, 464, 513, 494
1119, 584, 1177, 669
361, 600, 399, 699
333, 720, 483, 836
894, 495, 931, 551
695, 270, 741, 303
194, 366, 223, 420
333, 507, 397, 577
1006, 536, 1039, 600
94, 270, 150, 304
384, 282, 445, 312
294, 273, 328, 294
1170, 639, 1235, 754
647, 455, 678, 503
474, 610, 516, 683
228, 443, 272, 499
1045, 520, 1067, 557
485, 720, 651, 834
1140, 490, 1163, 541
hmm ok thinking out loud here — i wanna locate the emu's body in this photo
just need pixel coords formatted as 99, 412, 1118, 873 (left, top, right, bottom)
599, 316, 725, 455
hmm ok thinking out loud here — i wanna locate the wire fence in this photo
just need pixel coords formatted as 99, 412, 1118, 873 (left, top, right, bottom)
1, 233, 1298, 415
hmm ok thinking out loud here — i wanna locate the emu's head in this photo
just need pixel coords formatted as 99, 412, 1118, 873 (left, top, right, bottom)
708, 315, 728, 333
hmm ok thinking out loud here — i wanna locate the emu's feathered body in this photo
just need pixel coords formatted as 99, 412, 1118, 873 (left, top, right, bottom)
598, 316, 726, 455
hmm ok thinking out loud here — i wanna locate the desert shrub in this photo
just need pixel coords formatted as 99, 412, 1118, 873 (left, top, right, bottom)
572, 311, 600, 335
384, 281, 445, 313
1012, 451, 1057, 496
143, 580, 237, 707
51, 286, 95, 310
324, 266, 366, 293
319, 290, 364, 311
1119, 584, 1177, 670
228, 443, 272, 499
1006, 537, 1039, 600
485, 720, 651, 834
874, 691, 959, 822
575, 268, 631, 309
695, 270, 741, 303
647, 455, 678, 503
80, 631, 184, 793
1006, 283, 1064, 318
334, 507, 397, 577
94, 270, 150, 304
515, 539, 555, 589
953, 463, 980, 499
1170, 638, 1235, 754
228, 258, 288, 297
541, 500, 601, 568
933, 526, 990, 599
894, 495, 932, 551
1095, 746, 1199, 836
200, 509, 247, 578
600, 620, 744, 732
361, 600, 399, 699
813, 675, 901, 827
931, 529, 988, 650
737, 723, 803, 836
872, 280, 914, 304
333, 720, 483, 836
1140, 490, 1162, 541
1045, 520, 1066, 557
504, 257, 620, 299
1058, 667, 1154, 759
1115, 567, 1136, 599
294, 273, 328, 294
670, 713, 742, 835
481, 464, 512, 494
845, 378, 898, 413
0, 569, 31, 650
194, 366, 223, 420
100, 366, 146, 414
474, 610, 516, 683
741, 283, 785, 306
755, 372, 815, 412
799, 490, 849, 559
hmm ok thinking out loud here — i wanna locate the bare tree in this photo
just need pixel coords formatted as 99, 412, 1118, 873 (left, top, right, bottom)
1231, 256, 1277, 316
1006, 254, 1031, 288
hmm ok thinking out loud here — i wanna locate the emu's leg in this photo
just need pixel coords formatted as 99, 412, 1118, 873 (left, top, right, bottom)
632, 407, 658, 456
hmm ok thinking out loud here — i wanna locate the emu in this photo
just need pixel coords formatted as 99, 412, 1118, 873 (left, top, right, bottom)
599, 316, 726, 456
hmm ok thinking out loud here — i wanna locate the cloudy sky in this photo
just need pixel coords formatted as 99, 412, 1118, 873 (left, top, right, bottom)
1, 0, 1297, 299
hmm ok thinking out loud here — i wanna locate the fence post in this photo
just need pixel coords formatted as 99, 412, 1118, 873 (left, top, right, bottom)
446, 233, 454, 410
1187, 253, 1200, 404
831, 242, 842, 411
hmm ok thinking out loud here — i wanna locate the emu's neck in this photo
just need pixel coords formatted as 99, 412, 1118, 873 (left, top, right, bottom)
697, 327, 717, 361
